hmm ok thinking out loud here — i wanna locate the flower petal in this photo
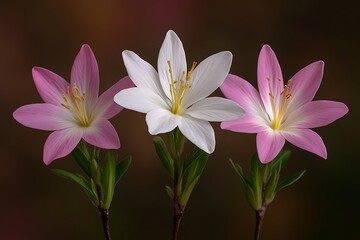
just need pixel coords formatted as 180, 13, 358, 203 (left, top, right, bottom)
283, 100, 349, 129
185, 97, 244, 122
83, 118, 120, 149
256, 130, 285, 163
96, 76, 134, 119
145, 109, 180, 135
43, 128, 82, 165
32, 67, 69, 105
281, 128, 327, 159
257, 45, 284, 119
286, 61, 324, 112
178, 116, 215, 154
221, 74, 268, 118
158, 30, 187, 100
221, 114, 269, 133
182, 51, 233, 108
13, 103, 74, 131
122, 50, 166, 98
114, 87, 168, 113
70, 44, 99, 106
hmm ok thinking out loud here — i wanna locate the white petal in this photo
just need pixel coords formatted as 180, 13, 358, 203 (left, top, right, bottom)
185, 97, 244, 122
122, 50, 165, 98
178, 116, 215, 153
114, 87, 168, 113
145, 109, 180, 135
158, 30, 187, 99
182, 51, 232, 108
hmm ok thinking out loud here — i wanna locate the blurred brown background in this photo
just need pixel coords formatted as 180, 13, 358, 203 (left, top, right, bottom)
1, 0, 358, 239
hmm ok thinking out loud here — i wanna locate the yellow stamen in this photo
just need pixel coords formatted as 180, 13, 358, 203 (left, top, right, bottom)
167, 61, 197, 114
60, 83, 90, 127
268, 78, 292, 130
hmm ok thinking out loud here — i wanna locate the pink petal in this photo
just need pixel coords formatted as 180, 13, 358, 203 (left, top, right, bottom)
43, 128, 83, 165
256, 130, 285, 163
96, 76, 134, 119
286, 61, 324, 112
257, 45, 284, 119
220, 74, 267, 118
32, 67, 69, 105
281, 128, 327, 159
284, 100, 349, 129
70, 44, 99, 106
221, 114, 269, 133
13, 103, 74, 131
83, 118, 120, 149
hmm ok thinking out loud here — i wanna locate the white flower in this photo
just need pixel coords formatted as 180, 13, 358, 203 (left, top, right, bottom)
114, 30, 244, 153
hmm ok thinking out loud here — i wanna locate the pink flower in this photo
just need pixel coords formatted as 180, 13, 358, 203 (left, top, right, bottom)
221, 45, 348, 163
13, 44, 133, 165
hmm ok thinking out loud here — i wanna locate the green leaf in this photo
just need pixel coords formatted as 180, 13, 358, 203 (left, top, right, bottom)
185, 147, 209, 186
180, 176, 200, 207
51, 169, 98, 204
270, 150, 291, 173
71, 146, 91, 177
250, 154, 262, 203
275, 169, 306, 193
165, 185, 174, 199
265, 168, 280, 204
153, 136, 174, 178
115, 156, 132, 185
101, 153, 117, 209
229, 159, 252, 187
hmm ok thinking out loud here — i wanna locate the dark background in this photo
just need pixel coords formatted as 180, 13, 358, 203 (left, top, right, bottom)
1, 0, 358, 239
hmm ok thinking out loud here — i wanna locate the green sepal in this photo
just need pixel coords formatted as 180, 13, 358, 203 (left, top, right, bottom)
165, 185, 174, 199
71, 146, 91, 177
51, 169, 98, 205
270, 150, 291, 174
115, 155, 132, 185
153, 136, 174, 178
275, 169, 306, 193
229, 159, 261, 210
101, 153, 117, 210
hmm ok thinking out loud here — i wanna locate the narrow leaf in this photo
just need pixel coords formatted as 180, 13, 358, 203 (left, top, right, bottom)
165, 185, 174, 199
153, 136, 174, 178
180, 176, 200, 207
275, 169, 306, 193
115, 156, 132, 185
71, 147, 91, 177
102, 153, 117, 209
185, 147, 209, 186
250, 154, 262, 203
270, 150, 291, 173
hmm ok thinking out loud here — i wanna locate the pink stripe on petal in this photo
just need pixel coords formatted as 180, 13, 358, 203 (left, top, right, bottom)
282, 128, 327, 159
32, 67, 68, 105
256, 130, 285, 163
96, 76, 134, 119
221, 114, 269, 133
284, 100, 349, 129
70, 44, 99, 106
83, 118, 120, 149
257, 45, 284, 119
13, 103, 74, 131
287, 61, 324, 112
44, 128, 82, 165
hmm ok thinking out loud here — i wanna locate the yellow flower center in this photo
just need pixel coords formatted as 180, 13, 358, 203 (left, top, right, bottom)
61, 83, 90, 127
267, 77, 292, 130
167, 60, 197, 114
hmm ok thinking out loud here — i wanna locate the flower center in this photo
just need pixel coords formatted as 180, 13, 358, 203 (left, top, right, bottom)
267, 77, 292, 130
167, 60, 197, 114
61, 83, 90, 127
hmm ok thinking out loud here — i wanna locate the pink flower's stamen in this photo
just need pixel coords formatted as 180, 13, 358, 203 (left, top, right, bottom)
167, 60, 196, 114
61, 83, 90, 127
267, 77, 292, 130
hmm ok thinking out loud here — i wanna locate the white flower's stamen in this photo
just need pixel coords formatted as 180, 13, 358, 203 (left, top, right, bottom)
61, 83, 90, 127
167, 60, 197, 114
267, 77, 292, 130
